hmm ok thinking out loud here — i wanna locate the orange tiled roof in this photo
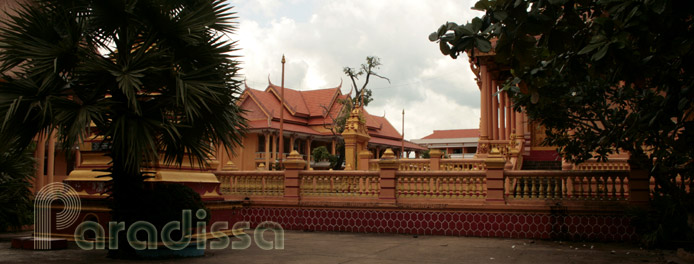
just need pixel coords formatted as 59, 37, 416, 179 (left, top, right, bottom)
422, 129, 479, 139
369, 137, 425, 150
366, 114, 402, 140
302, 88, 341, 117
241, 81, 422, 150
267, 83, 309, 116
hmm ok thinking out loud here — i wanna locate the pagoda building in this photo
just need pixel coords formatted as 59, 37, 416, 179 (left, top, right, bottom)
224, 80, 425, 170
412, 129, 479, 159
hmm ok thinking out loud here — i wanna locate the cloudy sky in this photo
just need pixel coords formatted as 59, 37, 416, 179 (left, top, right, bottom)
230, 0, 482, 140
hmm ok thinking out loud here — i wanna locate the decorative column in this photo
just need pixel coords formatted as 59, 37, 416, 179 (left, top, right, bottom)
377, 148, 398, 204
509, 96, 516, 136
479, 65, 489, 140
264, 132, 271, 169
485, 148, 506, 204
47, 130, 56, 184
273, 133, 280, 167
305, 137, 312, 169
283, 151, 305, 204
499, 90, 506, 140
491, 81, 499, 140
487, 72, 494, 140
269, 133, 274, 160
216, 141, 226, 171
523, 113, 530, 142
506, 94, 512, 140
35, 133, 47, 192
515, 110, 524, 138
341, 108, 370, 170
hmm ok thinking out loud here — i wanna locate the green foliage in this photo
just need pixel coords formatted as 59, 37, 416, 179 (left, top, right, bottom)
0, 0, 246, 256
328, 153, 340, 169
138, 183, 208, 238
421, 149, 431, 159
433, 0, 694, 246
311, 146, 331, 162
629, 195, 694, 248
0, 144, 35, 232
332, 97, 354, 135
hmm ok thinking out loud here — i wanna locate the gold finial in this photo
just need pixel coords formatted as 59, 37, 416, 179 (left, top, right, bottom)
286, 150, 301, 160
281, 54, 286, 64
381, 148, 396, 160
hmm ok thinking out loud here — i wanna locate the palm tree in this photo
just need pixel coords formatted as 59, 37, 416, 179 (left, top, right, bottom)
0, 139, 35, 232
0, 0, 246, 256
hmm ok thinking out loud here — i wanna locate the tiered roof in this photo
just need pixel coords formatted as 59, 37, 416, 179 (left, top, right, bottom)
240, 81, 424, 150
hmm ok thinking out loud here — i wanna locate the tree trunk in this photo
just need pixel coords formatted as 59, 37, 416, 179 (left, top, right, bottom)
107, 161, 145, 259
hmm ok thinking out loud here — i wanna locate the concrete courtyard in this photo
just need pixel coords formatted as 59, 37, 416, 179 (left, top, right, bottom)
0, 230, 686, 263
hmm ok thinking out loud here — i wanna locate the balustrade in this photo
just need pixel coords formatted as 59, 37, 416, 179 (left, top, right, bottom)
396, 171, 486, 199
214, 148, 644, 208
440, 159, 486, 171
217, 171, 285, 196
368, 159, 379, 171
398, 159, 430, 171
575, 158, 630, 171
504, 171, 630, 200
650, 174, 692, 194
300, 171, 380, 197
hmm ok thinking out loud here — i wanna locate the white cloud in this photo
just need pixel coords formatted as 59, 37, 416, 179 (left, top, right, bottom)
368, 88, 480, 140
230, 0, 482, 139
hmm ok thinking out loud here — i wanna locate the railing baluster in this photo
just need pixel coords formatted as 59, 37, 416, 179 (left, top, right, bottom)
578, 176, 584, 199
587, 176, 593, 199
523, 177, 530, 198
619, 176, 625, 199
541, 177, 547, 199
609, 175, 616, 200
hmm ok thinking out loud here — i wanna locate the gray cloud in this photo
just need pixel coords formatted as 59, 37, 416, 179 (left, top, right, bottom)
230, 0, 482, 139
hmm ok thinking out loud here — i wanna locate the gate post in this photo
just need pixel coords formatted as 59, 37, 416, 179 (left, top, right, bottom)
485, 148, 506, 204
378, 149, 399, 205
429, 149, 442, 171
628, 159, 650, 207
283, 150, 305, 204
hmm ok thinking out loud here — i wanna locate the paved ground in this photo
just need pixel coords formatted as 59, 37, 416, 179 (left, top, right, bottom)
0, 230, 688, 263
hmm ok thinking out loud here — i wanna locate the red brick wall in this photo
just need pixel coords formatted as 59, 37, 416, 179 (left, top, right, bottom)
238, 207, 637, 241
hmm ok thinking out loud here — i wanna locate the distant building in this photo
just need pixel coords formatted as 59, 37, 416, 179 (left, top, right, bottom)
227, 80, 425, 170
412, 129, 479, 158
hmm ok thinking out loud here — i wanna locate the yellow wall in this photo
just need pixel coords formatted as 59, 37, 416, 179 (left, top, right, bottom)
230, 132, 260, 170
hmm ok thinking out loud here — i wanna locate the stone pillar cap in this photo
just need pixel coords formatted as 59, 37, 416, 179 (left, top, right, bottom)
286, 150, 302, 160
381, 148, 396, 160
283, 150, 306, 170
429, 149, 443, 158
